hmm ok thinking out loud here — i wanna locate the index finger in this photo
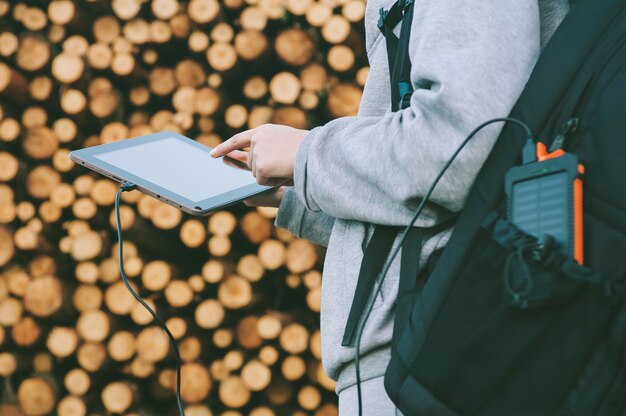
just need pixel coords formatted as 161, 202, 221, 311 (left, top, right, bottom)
210, 128, 257, 157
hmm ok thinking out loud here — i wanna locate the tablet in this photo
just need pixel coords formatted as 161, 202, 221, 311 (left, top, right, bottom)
70, 131, 275, 215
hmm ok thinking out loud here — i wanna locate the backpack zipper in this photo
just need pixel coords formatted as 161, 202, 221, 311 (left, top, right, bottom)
549, 117, 580, 152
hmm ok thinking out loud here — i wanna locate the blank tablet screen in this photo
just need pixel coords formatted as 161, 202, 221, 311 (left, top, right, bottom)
95, 137, 255, 203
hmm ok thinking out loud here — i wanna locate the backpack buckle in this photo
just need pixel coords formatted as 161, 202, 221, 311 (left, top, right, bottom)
398, 82, 413, 109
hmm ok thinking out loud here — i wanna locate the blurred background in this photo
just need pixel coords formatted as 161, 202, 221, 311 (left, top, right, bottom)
0, 0, 368, 414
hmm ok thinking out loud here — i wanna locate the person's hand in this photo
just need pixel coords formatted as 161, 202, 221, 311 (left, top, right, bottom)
221, 155, 291, 208
210, 124, 308, 186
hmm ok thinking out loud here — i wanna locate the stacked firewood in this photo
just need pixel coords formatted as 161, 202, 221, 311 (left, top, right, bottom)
0, 0, 368, 414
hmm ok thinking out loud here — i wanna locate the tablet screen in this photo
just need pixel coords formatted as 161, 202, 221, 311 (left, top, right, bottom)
95, 137, 255, 203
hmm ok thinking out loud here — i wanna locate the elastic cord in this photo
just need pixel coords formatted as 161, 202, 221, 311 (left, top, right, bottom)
354, 117, 534, 416
115, 185, 186, 416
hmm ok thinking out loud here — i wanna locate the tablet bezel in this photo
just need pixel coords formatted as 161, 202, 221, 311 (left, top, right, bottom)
69, 131, 274, 216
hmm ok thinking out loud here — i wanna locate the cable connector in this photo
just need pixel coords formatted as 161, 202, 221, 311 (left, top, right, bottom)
121, 182, 137, 192
549, 118, 579, 152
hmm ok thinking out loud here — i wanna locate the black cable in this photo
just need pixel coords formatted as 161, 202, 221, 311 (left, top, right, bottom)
353, 117, 534, 416
115, 184, 186, 416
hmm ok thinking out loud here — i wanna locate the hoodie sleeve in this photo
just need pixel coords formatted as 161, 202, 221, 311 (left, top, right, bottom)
274, 187, 336, 247
294, 0, 541, 227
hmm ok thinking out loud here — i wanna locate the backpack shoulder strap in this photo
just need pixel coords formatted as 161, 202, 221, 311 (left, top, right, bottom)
342, 225, 402, 347
378, 0, 415, 111
341, 0, 431, 348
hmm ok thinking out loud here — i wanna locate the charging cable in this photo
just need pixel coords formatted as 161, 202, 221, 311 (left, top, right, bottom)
115, 183, 186, 416
353, 117, 534, 416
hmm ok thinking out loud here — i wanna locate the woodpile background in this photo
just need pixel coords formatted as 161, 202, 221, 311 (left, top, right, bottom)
0, 0, 368, 414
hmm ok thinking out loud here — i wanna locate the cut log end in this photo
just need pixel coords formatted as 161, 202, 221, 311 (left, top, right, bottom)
101, 382, 134, 414
18, 378, 56, 416
23, 275, 63, 318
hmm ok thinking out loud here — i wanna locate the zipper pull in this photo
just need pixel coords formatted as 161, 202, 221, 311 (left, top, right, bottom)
549, 118, 579, 152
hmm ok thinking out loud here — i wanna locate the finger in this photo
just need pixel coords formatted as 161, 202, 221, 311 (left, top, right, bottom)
243, 196, 275, 207
256, 173, 269, 185
243, 189, 282, 207
223, 155, 251, 171
210, 128, 257, 157
250, 146, 257, 177
243, 196, 278, 207
225, 150, 248, 164
274, 178, 293, 186
256, 175, 288, 187
265, 178, 292, 186
247, 135, 255, 171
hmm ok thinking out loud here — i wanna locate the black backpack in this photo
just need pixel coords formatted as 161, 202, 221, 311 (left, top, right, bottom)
385, 0, 626, 416
347, 0, 626, 414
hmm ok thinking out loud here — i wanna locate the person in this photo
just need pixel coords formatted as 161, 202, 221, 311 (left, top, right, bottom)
210, 0, 571, 413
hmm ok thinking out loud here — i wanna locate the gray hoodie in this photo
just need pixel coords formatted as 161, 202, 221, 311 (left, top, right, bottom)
275, 0, 570, 395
